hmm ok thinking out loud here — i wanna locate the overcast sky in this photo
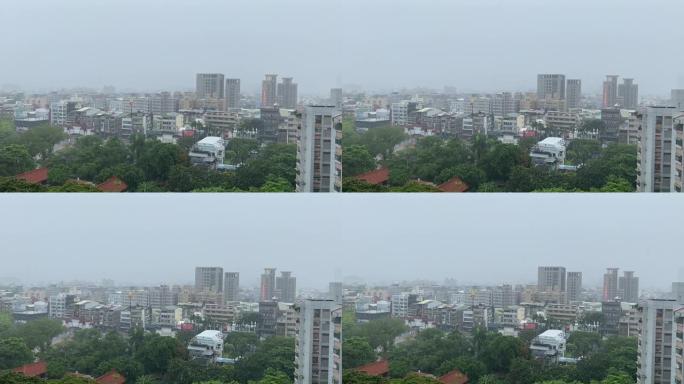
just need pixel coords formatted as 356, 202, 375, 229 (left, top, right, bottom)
1, 0, 684, 96
1, 194, 682, 291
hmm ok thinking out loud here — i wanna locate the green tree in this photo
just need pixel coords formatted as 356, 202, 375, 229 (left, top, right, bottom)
359, 126, 407, 159
343, 145, 376, 177
566, 331, 602, 357
255, 368, 291, 384
342, 336, 376, 369
0, 337, 33, 369
342, 178, 388, 192
224, 332, 259, 358
478, 335, 525, 374
135, 334, 182, 375
48, 181, 101, 192
390, 181, 441, 192
0, 144, 35, 176
18, 124, 66, 159
479, 143, 525, 182
13, 317, 64, 352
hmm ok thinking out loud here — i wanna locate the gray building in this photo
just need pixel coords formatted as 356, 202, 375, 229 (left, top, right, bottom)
537, 266, 566, 292
277, 77, 298, 109
260, 268, 277, 301
637, 299, 678, 384
295, 299, 342, 384
296, 105, 342, 192
637, 106, 676, 192
196, 73, 225, 99
600, 108, 622, 144
602, 75, 619, 108
537, 74, 566, 100
566, 272, 582, 302
619, 271, 639, 303
258, 301, 279, 338
328, 282, 343, 305
195, 267, 224, 293
566, 79, 582, 109
671, 89, 684, 111
330, 88, 342, 109
224, 272, 240, 303
261, 74, 278, 107
276, 271, 297, 303
603, 268, 619, 301
618, 78, 639, 109
225, 78, 240, 110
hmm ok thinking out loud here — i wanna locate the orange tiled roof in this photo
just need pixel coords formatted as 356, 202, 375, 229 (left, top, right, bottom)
356, 360, 390, 376
355, 167, 390, 185
437, 176, 470, 192
96, 369, 126, 384
13, 361, 48, 377
97, 176, 128, 192
439, 369, 469, 384
15, 168, 48, 184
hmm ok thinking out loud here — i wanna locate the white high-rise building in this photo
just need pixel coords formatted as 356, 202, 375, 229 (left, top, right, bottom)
637, 106, 676, 192
637, 299, 678, 384
294, 299, 342, 384
296, 106, 342, 192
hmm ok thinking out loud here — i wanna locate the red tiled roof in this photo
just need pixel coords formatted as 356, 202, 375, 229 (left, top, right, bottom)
15, 168, 48, 184
437, 177, 470, 192
13, 361, 48, 377
356, 360, 390, 376
97, 176, 128, 192
96, 370, 126, 384
439, 369, 469, 384
354, 167, 390, 185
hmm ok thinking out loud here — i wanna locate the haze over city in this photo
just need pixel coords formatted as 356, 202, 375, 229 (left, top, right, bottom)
2, 0, 684, 95
1, 193, 682, 290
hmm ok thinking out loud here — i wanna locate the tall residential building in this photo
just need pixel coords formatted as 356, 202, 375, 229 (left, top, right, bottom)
637, 299, 678, 384
566, 272, 582, 302
672, 282, 684, 303
537, 266, 566, 292
602, 75, 619, 108
618, 78, 639, 109
600, 108, 622, 145
224, 272, 240, 303
603, 268, 619, 301
671, 89, 684, 111
225, 78, 241, 110
195, 267, 224, 293
674, 309, 684, 384
537, 74, 566, 100
619, 271, 639, 303
675, 115, 684, 192
328, 282, 343, 305
150, 92, 179, 114
196, 73, 225, 99
296, 105, 342, 192
330, 88, 343, 109
260, 268, 277, 301
566, 79, 582, 109
276, 271, 297, 303
637, 106, 676, 192
294, 299, 342, 384
277, 77, 298, 109
261, 74, 278, 107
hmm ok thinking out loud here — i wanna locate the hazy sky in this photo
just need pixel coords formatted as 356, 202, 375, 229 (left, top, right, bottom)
2, 0, 684, 96
1, 194, 682, 291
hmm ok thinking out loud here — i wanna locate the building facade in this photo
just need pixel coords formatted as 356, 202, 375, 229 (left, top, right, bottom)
260, 268, 277, 301
638, 299, 678, 384
566, 79, 582, 109
603, 75, 619, 108
296, 105, 342, 192
195, 267, 224, 293
537, 266, 567, 293
294, 299, 342, 384
261, 74, 278, 107
277, 77, 298, 109
196, 73, 225, 99
537, 74, 566, 101
566, 272, 582, 302
637, 106, 676, 192
224, 272, 240, 303
225, 78, 241, 110
276, 271, 297, 303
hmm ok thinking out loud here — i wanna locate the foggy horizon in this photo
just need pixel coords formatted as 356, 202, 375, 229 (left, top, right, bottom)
2, 193, 682, 292
2, 0, 684, 96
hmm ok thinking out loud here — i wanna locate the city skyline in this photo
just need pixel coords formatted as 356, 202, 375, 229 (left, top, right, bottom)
2, 193, 683, 290
2, 0, 684, 95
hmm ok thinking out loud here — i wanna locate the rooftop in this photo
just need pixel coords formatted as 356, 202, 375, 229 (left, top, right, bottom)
13, 361, 48, 378
97, 176, 128, 192
355, 167, 390, 185
356, 360, 390, 376
15, 168, 48, 184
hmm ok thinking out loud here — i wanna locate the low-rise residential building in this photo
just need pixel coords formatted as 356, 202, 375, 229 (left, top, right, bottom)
188, 330, 224, 361
530, 137, 566, 168
189, 136, 225, 168
530, 330, 566, 362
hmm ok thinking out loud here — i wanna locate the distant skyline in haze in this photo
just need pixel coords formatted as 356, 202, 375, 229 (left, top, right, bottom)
1, 0, 684, 96
1, 194, 683, 291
